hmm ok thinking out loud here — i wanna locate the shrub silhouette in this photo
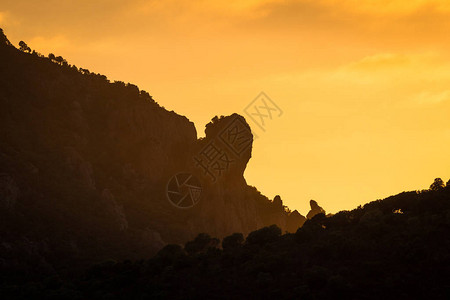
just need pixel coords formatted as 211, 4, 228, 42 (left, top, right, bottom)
246, 224, 281, 245
222, 233, 244, 250
156, 244, 186, 265
184, 233, 219, 255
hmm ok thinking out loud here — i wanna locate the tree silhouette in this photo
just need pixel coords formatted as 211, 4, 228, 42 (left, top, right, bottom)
246, 224, 281, 245
54, 55, 67, 65
18, 41, 31, 52
430, 178, 445, 191
80, 68, 90, 74
184, 233, 219, 255
222, 233, 244, 250
155, 244, 185, 264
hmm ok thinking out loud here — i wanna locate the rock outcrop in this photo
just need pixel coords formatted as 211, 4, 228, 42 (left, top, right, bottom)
306, 200, 326, 219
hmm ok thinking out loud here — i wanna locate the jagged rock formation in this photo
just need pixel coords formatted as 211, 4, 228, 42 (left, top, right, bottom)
0, 29, 305, 270
286, 209, 307, 232
306, 199, 326, 219
180, 115, 306, 239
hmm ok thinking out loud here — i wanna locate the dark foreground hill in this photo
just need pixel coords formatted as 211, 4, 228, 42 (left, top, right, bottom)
2, 180, 450, 299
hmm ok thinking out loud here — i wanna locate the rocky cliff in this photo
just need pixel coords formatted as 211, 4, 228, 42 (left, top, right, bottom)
0, 29, 306, 271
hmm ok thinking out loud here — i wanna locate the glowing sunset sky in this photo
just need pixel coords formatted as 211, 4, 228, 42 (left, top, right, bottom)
2, 0, 450, 214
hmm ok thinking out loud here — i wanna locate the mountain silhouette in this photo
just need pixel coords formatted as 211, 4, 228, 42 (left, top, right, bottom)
0, 29, 306, 271
1, 29, 449, 299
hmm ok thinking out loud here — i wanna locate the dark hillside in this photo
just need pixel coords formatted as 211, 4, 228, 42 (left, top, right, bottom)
48, 184, 450, 299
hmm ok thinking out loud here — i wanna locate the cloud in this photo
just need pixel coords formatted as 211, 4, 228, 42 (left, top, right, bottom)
414, 90, 450, 105
344, 53, 412, 71
318, 0, 450, 15
132, 0, 280, 18
3, 0, 450, 50
278, 0, 450, 16
329, 52, 450, 83
241, 0, 450, 46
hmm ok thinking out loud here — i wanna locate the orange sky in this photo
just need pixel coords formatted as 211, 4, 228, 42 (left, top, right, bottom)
1, 0, 450, 214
